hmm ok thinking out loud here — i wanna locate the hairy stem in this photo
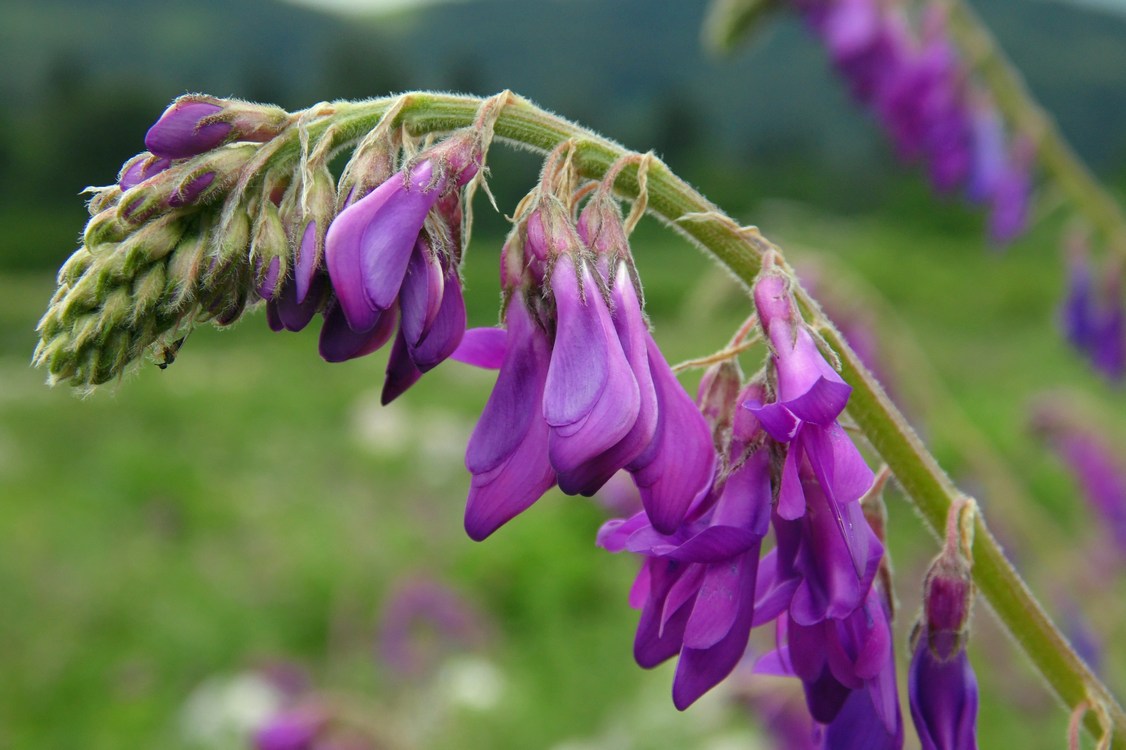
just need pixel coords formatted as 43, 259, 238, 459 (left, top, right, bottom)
254, 91, 1124, 743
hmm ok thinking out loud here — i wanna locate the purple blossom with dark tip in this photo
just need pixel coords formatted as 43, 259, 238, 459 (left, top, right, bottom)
908, 635, 978, 750
747, 273, 873, 519
598, 440, 771, 709
463, 294, 556, 540
145, 100, 231, 160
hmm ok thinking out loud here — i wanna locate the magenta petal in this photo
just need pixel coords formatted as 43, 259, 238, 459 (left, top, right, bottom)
410, 270, 466, 372
463, 298, 555, 540
628, 561, 651, 609
318, 302, 397, 362
628, 333, 716, 534
776, 440, 807, 520
748, 400, 801, 442
324, 162, 442, 331
596, 511, 650, 553
382, 329, 423, 405
451, 327, 507, 369
544, 255, 640, 474
801, 423, 875, 506
360, 162, 444, 312
753, 647, 795, 677
399, 241, 445, 348
555, 263, 657, 495
672, 551, 758, 709
661, 564, 707, 633
145, 101, 229, 159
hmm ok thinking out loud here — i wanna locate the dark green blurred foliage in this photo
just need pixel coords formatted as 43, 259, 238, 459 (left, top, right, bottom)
5, 0, 1126, 270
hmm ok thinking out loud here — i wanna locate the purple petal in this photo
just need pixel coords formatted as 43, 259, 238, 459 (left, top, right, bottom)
463, 298, 555, 540
672, 550, 758, 709
801, 422, 875, 507
399, 241, 445, 348
382, 329, 423, 405
634, 561, 693, 668
274, 273, 326, 332
168, 172, 216, 208
544, 255, 641, 475
294, 221, 319, 305
555, 263, 657, 496
822, 684, 903, 750
119, 154, 171, 189
409, 268, 466, 372
628, 333, 717, 534
145, 101, 230, 159
318, 302, 397, 362
909, 633, 978, 750
596, 511, 650, 553
324, 161, 442, 331
451, 327, 507, 369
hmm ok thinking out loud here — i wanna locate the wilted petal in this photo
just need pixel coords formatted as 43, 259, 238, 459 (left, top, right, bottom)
629, 333, 716, 534
544, 254, 640, 475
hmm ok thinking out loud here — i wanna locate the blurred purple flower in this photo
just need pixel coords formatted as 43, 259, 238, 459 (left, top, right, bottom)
377, 576, 488, 679
253, 710, 324, 750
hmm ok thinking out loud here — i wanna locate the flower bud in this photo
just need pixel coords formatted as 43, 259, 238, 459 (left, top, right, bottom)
145, 95, 290, 159
250, 201, 289, 299
119, 153, 172, 190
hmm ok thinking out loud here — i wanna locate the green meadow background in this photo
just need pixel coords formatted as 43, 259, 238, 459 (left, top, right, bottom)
3, 1, 1126, 748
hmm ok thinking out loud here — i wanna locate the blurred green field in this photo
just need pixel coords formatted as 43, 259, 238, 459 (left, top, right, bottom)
2, 202, 1125, 749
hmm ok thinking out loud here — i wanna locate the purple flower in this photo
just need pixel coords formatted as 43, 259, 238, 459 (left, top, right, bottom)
253, 710, 323, 750
325, 159, 446, 332
376, 576, 488, 678
145, 100, 231, 159
268, 273, 328, 333
908, 634, 978, 750
988, 137, 1034, 246
463, 294, 556, 540
1043, 422, 1126, 550
747, 273, 872, 519
543, 251, 641, 481
627, 333, 717, 534
598, 444, 771, 709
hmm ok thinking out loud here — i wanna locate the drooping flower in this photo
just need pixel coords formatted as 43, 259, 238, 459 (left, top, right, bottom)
908, 533, 979, 750
463, 293, 556, 541
598, 438, 771, 709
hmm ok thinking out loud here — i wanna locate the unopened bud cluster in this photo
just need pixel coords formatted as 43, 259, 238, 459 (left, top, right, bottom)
34, 94, 490, 388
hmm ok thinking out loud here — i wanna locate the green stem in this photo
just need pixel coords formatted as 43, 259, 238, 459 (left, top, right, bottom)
945, 0, 1126, 256
284, 91, 1122, 743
